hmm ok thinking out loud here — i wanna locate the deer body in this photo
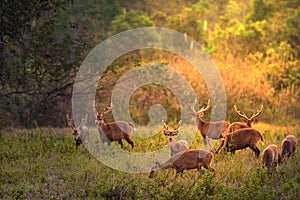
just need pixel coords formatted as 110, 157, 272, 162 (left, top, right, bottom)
218, 128, 264, 158
163, 121, 188, 157
94, 102, 134, 148
228, 122, 250, 133
191, 99, 229, 143
67, 114, 89, 150
97, 121, 134, 148
195, 117, 229, 140
281, 135, 298, 160
262, 144, 281, 173
149, 149, 214, 178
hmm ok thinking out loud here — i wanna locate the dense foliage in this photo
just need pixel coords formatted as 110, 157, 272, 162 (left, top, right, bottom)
0, 0, 299, 128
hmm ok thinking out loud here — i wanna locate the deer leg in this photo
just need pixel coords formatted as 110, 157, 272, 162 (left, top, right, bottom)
203, 136, 208, 144
125, 137, 134, 148
216, 139, 225, 154
204, 165, 215, 173
117, 139, 124, 148
249, 146, 260, 158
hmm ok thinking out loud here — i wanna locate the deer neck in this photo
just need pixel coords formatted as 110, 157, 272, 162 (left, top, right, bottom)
98, 121, 110, 132
195, 116, 209, 135
169, 137, 174, 144
196, 116, 206, 128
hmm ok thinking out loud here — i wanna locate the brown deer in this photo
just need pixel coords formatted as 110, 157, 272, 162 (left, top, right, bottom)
281, 135, 298, 160
217, 128, 264, 158
228, 105, 263, 133
262, 144, 281, 173
163, 120, 189, 157
94, 102, 134, 148
67, 113, 89, 150
191, 99, 229, 144
149, 149, 215, 178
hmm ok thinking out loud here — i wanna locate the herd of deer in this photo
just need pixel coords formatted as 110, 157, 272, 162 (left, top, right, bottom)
67, 99, 298, 177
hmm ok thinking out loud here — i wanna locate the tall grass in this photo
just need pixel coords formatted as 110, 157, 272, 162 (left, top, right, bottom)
0, 124, 299, 199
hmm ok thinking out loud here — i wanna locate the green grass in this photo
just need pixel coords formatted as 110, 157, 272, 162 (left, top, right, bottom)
0, 124, 300, 199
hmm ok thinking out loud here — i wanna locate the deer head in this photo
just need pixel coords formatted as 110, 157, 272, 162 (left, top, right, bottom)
93, 101, 112, 124
234, 105, 263, 127
191, 99, 211, 118
163, 120, 182, 142
66, 113, 88, 138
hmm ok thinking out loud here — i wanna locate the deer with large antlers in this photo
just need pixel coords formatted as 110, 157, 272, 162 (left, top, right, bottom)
163, 120, 189, 157
191, 99, 230, 144
94, 102, 134, 148
228, 105, 263, 133
67, 114, 89, 150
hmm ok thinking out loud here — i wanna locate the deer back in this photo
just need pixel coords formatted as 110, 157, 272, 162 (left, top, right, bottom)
225, 128, 263, 149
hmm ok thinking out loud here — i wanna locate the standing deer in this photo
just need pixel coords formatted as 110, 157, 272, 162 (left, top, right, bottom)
217, 128, 264, 158
94, 102, 134, 148
228, 105, 263, 133
191, 99, 230, 144
163, 120, 189, 157
67, 114, 89, 150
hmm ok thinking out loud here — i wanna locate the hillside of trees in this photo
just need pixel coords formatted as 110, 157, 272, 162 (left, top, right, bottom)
1, 0, 299, 128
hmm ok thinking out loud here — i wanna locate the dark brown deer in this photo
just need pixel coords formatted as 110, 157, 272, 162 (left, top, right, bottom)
149, 149, 215, 178
67, 114, 89, 150
191, 99, 229, 144
262, 144, 281, 173
94, 102, 134, 148
228, 105, 263, 133
217, 128, 264, 158
281, 135, 298, 160
163, 120, 189, 157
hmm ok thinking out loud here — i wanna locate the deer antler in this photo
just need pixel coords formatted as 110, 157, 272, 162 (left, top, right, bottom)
163, 121, 168, 130
249, 105, 263, 120
93, 100, 99, 119
191, 98, 198, 113
234, 105, 249, 120
197, 99, 211, 113
66, 113, 75, 129
102, 102, 113, 115
80, 114, 88, 126
174, 120, 182, 130
191, 99, 211, 113
234, 105, 263, 121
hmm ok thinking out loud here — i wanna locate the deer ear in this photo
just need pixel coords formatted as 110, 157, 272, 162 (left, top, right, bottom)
199, 112, 204, 117
174, 130, 179, 136
163, 129, 169, 136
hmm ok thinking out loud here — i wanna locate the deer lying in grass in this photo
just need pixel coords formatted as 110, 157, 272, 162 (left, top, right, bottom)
281, 135, 298, 160
262, 144, 281, 173
67, 114, 89, 150
94, 102, 134, 148
191, 99, 229, 144
228, 105, 263, 133
217, 128, 264, 158
163, 120, 189, 157
149, 149, 215, 178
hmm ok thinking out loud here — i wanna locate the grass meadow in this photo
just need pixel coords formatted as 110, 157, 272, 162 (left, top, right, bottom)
1, 123, 300, 199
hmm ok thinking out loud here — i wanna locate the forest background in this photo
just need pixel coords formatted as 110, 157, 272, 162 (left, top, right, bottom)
1, 0, 300, 128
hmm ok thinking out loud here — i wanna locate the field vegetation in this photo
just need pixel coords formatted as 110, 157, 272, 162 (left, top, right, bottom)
1, 124, 299, 199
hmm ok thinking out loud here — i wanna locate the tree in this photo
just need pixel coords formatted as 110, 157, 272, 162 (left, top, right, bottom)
111, 10, 154, 34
